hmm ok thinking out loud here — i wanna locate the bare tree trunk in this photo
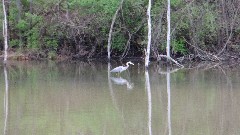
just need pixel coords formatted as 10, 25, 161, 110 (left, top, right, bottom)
166, 0, 171, 58
107, 0, 124, 61
158, 0, 184, 67
145, 0, 152, 68
2, 0, 8, 63
157, 0, 183, 67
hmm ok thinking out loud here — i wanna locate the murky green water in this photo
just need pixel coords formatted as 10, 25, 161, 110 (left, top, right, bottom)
1, 61, 240, 135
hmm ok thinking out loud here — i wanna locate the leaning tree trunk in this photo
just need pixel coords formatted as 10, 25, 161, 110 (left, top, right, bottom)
107, 0, 124, 61
145, 0, 152, 68
2, 0, 8, 63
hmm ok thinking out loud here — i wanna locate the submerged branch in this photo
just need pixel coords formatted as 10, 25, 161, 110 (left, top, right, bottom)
158, 67, 182, 75
158, 55, 184, 68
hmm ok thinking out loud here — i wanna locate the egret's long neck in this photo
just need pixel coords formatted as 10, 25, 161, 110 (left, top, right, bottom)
126, 62, 130, 67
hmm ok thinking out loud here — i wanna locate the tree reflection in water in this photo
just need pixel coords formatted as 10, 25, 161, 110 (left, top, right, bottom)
167, 67, 171, 135
3, 66, 9, 135
145, 70, 152, 135
158, 66, 182, 135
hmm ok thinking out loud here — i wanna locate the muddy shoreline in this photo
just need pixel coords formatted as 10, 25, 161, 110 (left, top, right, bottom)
1, 51, 240, 68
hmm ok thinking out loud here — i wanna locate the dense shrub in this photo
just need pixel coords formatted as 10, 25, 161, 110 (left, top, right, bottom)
0, 0, 240, 58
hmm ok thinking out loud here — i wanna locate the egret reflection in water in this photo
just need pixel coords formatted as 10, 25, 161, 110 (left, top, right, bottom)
110, 77, 134, 89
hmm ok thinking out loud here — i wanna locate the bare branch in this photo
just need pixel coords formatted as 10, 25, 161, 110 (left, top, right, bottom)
217, 7, 239, 56
184, 38, 222, 62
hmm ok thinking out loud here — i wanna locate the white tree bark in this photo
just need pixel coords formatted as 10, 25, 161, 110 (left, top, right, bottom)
107, 0, 124, 60
145, 0, 152, 68
157, 0, 184, 68
2, 0, 8, 63
166, 0, 171, 58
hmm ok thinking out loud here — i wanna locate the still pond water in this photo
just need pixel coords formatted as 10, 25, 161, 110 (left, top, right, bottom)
1, 61, 240, 135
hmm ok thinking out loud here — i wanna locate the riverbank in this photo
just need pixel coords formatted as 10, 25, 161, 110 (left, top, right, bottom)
1, 49, 240, 68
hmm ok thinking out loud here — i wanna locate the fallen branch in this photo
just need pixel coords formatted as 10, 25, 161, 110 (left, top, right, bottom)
184, 38, 222, 62
217, 31, 232, 56
121, 20, 145, 59
158, 55, 184, 68
217, 7, 239, 56
121, 30, 131, 59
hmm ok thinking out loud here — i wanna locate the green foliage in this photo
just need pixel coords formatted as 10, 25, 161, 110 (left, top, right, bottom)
108, 0, 145, 52
48, 51, 57, 60
4, 0, 240, 58
122, 0, 145, 30
67, 0, 118, 16
172, 38, 187, 55
10, 39, 20, 48
8, 4, 19, 25
201, 4, 218, 40
24, 12, 43, 23
26, 28, 40, 49
15, 12, 44, 49
45, 38, 58, 51
16, 20, 28, 31
112, 33, 126, 51
171, 0, 182, 7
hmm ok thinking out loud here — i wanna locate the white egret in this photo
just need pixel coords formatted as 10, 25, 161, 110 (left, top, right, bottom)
110, 61, 134, 74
